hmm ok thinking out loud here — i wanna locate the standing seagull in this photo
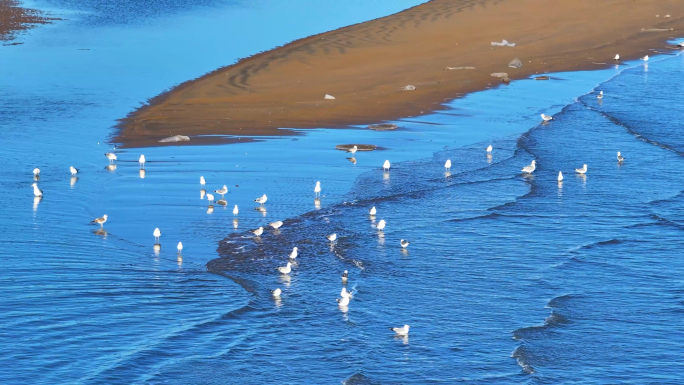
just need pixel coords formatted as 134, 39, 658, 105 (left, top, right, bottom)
200, 176, 206, 186
271, 288, 282, 298
521, 160, 536, 174
641, 55, 649, 62
252, 227, 264, 237
70, 166, 79, 175
444, 159, 452, 171
33, 168, 40, 176
233, 205, 239, 216
340, 287, 353, 299
327, 233, 337, 242
558, 171, 564, 182
346, 145, 358, 154
254, 194, 268, 205
400, 239, 410, 248
139, 155, 146, 169
277, 262, 292, 275
31, 183, 43, 197
314, 181, 321, 197
289, 247, 298, 259
617, 152, 625, 162
614, 54, 620, 61
383, 160, 391, 172
389, 325, 410, 336
597, 91, 603, 100
541, 114, 553, 122
369, 206, 377, 216
270, 221, 283, 230
575, 164, 588, 174
486, 145, 493, 153
91, 214, 108, 227
206, 193, 215, 204
377, 220, 386, 231
153, 228, 161, 242
341, 270, 348, 283
214, 185, 228, 198
105, 153, 117, 163
177, 242, 183, 254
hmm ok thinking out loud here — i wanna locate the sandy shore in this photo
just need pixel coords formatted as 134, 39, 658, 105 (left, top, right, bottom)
116, 0, 684, 148
0, 0, 55, 42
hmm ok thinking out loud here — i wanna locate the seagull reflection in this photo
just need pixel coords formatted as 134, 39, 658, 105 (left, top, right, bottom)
487, 153, 492, 164
577, 173, 587, 187
33, 196, 42, 211
216, 199, 227, 207
70, 176, 78, 187
255, 206, 267, 216
139, 169, 146, 179
378, 235, 385, 246
394, 335, 409, 345
383, 171, 390, 181
314, 198, 321, 210
279, 274, 292, 287
93, 228, 108, 238
33, 175, 40, 182
177, 255, 183, 266
207, 205, 214, 214
200, 189, 206, 199
339, 305, 349, 314
153, 243, 161, 256
445, 171, 451, 178
400, 248, 409, 256
233, 218, 239, 229
347, 157, 357, 164
106, 164, 116, 172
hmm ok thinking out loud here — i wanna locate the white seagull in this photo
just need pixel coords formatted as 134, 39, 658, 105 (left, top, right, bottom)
314, 181, 321, 197
340, 287, 353, 299
271, 288, 282, 297
139, 155, 146, 168
254, 194, 268, 205
33, 168, 40, 176
289, 247, 298, 259
617, 152, 625, 162
389, 325, 410, 336
252, 227, 264, 237
575, 164, 588, 174
270, 221, 283, 230
70, 166, 79, 175
541, 114, 553, 122
641, 55, 649, 61
91, 214, 108, 227
31, 183, 43, 197
346, 145, 358, 154
214, 185, 228, 198
369, 206, 377, 216
342, 270, 348, 283
233, 205, 239, 216
377, 220, 386, 231
486, 145, 493, 153
679, 42, 684, 48
444, 159, 452, 171
614, 54, 620, 61
105, 153, 117, 163
177, 242, 183, 254
558, 171, 563, 182
337, 296, 350, 306
206, 193, 215, 203
522, 160, 536, 174
277, 262, 292, 274
597, 91, 603, 99
327, 233, 337, 242
200, 176, 206, 186
153, 228, 161, 242
383, 160, 391, 172
400, 239, 410, 248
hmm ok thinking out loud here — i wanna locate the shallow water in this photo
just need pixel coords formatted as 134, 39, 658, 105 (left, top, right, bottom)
2, 1, 684, 384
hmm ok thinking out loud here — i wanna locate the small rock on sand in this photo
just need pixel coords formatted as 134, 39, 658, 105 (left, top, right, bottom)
403, 85, 416, 91
501, 77, 510, 84
508, 58, 523, 68
445, 66, 475, 70
159, 135, 190, 143
534, 76, 550, 80
324, 94, 336, 100
491, 72, 509, 78
368, 123, 399, 131
335, 144, 377, 152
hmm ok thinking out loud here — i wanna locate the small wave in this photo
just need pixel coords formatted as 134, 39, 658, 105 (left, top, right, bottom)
342, 373, 383, 385
510, 345, 535, 374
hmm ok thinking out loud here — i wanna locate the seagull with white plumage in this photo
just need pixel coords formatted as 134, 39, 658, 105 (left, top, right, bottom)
575, 164, 588, 174
400, 239, 410, 248
270, 221, 283, 230
277, 262, 292, 275
139, 155, 146, 169
346, 145, 358, 154
369, 206, 376, 216
377, 220, 386, 231
314, 181, 321, 197
541, 114, 553, 122
486, 145, 493, 153
214, 185, 228, 198
597, 91, 603, 100
31, 183, 43, 197
233, 205, 239, 216
341, 287, 353, 299
614, 54, 620, 61
200, 176, 206, 186
252, 227, 264, 237
254, 194, 268, 205
153, 228, 161, 242
327, 233, 337, 242
91, 214, 108, 227
177, 242, 183, 254
105, 153, 117, 163
389, 325, 410, 336
558, 171, 563, 182
271, 288, 282, 298
289, 247, 298, 259
444, 159, 451, 171
522, 160, 536, 174
383, 160, 391, 172
617, 152, 625, 162
33, 168, 40, 176
70, 166, 79, 175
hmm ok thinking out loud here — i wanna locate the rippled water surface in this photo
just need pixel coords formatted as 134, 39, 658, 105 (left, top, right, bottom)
2, 1, 684, 383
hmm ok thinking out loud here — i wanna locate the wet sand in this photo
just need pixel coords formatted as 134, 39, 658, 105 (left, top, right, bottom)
0, 0, 55, 42
116, 0, 684, 148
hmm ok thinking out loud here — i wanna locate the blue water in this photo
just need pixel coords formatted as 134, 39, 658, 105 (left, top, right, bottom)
2, 1, 684, 383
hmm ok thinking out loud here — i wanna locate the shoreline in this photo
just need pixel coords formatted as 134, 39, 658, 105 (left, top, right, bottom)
115, 0, 684, 148
0, 0, 57, 43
